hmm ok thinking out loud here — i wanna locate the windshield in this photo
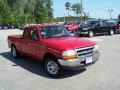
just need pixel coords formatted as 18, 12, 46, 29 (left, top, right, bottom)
40, 26, 72, 39
90, 21, 100, 25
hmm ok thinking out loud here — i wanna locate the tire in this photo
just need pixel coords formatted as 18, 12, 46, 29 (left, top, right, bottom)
44, 57, 61, 77
88, 31, 94, 37
11, 46, 19, 58
109, 29, 114, 35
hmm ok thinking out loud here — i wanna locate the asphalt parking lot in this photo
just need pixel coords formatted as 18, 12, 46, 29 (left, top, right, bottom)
0, 29, 120, 90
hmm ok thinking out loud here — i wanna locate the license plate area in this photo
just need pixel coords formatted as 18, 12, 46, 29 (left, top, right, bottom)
86, 57, 92, 64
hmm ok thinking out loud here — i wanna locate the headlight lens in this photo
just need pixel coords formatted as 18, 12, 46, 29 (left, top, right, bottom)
62, 50, 77, 60
94, 45, 100, 53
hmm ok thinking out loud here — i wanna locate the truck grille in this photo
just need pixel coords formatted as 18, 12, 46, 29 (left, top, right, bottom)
75, 46, 94, 58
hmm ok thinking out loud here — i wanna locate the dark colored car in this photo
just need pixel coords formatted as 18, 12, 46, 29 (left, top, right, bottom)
0, 24, 2, 30
18, 24, 25, 30
115, 21, 120, 33
76, 20, 116, 37
2, 24, 8, 30
0, 24, 18, 30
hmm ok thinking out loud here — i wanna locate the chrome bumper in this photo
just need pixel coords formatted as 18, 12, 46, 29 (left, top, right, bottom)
116, 29, 120, 32
58, 52, 100, 69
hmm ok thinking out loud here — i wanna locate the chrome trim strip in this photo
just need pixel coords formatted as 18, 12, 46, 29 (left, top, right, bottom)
58, 52, 100, 68
75, 46, 95, 59
75, 46, 94, 51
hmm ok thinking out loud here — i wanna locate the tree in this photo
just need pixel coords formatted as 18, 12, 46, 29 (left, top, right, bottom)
118, 14, 120, 21
0, 0, 53, 24
65, 2, 71, 17
71, 3, 81, 17
0, 0, 11, 24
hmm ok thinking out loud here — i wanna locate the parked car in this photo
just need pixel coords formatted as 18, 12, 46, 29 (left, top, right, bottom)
18, 24, 25, 30
106, 21, 119, 33
0, 24, 17, 30
115, 21, 120, 33
2, 24, 8, 30
0, 24, 2, 30
76, 20, 116, 37
8, 24, 100, 77
63, 21, 81, 33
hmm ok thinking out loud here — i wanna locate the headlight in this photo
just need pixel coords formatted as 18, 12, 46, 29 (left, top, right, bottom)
62, 50, 77, 60
94, 45, 100, 53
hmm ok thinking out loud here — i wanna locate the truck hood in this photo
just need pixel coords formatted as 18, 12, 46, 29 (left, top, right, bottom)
43, 36, 96, 51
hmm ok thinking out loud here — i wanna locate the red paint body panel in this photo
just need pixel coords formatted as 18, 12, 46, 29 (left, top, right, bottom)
8, 24, 96, 62
43, 37, 96, 51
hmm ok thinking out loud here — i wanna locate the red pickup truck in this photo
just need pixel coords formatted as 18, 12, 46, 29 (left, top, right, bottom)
8, 24, 100, 77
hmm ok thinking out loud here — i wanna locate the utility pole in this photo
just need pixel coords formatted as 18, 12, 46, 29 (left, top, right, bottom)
80, 0, 83, 21
108, 9, 113, 20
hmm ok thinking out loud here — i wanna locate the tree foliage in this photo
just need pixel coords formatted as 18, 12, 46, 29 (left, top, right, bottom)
65, 2, 71, 17
71, 3, 81, 17
0, 0, 53, 24
64, 2, 89, 21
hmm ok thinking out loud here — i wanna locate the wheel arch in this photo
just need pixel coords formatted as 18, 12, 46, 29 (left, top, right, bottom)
11, 43, 16, 48
43, 52, 58, 63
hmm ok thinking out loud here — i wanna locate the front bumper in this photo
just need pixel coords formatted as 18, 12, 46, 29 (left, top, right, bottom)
78, 30, 89, 35
58, 52, 100, 69
116, 29, 120, 33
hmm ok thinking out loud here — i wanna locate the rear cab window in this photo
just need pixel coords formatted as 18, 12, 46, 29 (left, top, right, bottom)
22, 28, 29, 39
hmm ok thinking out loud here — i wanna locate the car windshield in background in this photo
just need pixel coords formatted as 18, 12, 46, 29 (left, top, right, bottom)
80, 22, 90, 27
90, 21, 100, 25
106, 21, 117, 26
40, 26, 71, 39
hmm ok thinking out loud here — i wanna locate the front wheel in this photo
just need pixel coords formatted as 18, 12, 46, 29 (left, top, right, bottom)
88, 31, 94, 37
109, 29, 114, 35
44, 57, 61, 77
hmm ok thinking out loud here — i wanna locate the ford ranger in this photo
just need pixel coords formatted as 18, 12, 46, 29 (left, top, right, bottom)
8, 24, 100, 77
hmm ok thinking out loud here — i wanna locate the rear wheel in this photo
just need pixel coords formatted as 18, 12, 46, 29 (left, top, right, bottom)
11, 46, 19, 58
44, 57, 61, 77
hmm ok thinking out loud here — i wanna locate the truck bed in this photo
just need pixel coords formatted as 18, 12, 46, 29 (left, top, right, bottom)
8, 35, 22, 48
8, 35, 22, 39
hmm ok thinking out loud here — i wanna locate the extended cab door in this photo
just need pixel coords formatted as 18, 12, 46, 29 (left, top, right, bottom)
27, 27, 42, 59
94, 22, 103, 33
20, 27, 30, 55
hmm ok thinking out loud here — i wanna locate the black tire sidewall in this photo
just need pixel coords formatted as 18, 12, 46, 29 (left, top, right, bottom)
11, 46, 18, 58
109, 29, 114, 35
44, 57, 61, 77
88, 31, 94, 37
